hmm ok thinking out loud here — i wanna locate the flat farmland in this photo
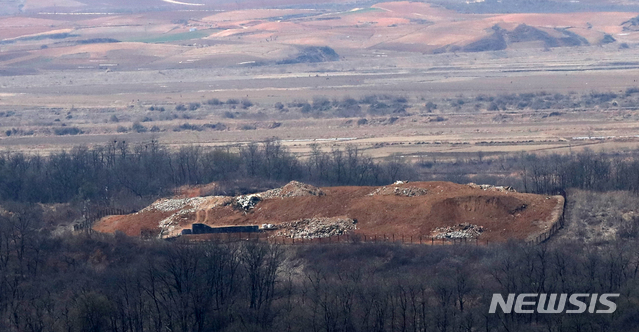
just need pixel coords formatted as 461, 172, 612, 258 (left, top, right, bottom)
1, 1, 639, 160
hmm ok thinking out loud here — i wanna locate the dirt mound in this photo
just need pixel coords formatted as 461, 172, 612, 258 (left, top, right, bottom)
94, 181, 564, 243
93, 196, 233, 238
259, 180, 324, 199
273, 216, 356, 239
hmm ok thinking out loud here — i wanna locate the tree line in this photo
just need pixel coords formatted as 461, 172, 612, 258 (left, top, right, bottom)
418, 149, 639, 195
3, 138, 639, 207
0, 140, 414, 206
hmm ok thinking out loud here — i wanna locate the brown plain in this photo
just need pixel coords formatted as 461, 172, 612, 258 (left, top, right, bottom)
0, 1, 638, 160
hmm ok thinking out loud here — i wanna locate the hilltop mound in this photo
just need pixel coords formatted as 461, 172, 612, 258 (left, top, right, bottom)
622, 15, 639, 31
459, 24, 590, 52
277, 46, 339, 65
260, 180, 324, 198
93, 181, 564, 243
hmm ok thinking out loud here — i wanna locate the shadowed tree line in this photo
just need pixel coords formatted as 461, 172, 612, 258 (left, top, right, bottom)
0, 140, 413, 205
1, 138, 639, 207
0, 202, 638, 332
419, 149, 639, 195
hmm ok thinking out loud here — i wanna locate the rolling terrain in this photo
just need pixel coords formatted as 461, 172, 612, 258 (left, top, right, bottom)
1, 0, 639, 160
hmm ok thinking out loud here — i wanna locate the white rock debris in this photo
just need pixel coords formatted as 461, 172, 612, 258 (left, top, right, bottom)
431, 223, 485, 239
467, 183, 516, 192
369, 186, 428, 197
258, 181, 324, 199
234, 194, 261, 211
273, 217, 356, 239
141, 197, 209, 213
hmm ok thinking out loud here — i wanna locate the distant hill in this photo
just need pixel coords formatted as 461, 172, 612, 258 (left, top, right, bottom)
277, 46, 339, 65
437, 0, 639, 14
438, 24, 592, 53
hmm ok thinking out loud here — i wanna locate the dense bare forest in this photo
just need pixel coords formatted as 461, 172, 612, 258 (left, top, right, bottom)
0, 140, 412, 206
0, 211, 638, 332
0, 139, 637, 206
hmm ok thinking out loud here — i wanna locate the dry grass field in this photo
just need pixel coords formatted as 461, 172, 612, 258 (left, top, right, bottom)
1, 0, 639, 161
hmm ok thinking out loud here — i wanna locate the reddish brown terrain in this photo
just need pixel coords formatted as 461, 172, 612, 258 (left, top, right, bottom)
93, 181, 564, 243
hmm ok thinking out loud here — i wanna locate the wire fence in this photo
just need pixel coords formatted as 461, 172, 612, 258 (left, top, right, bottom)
525, 193, 567, 246
174, 232, 490, 246
74, 208, 137, 233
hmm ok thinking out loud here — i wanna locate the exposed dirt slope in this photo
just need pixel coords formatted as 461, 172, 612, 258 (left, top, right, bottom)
93, 181, 563, 242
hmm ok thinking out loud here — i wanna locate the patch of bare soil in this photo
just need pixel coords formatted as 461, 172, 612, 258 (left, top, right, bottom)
93, 181, 564, 242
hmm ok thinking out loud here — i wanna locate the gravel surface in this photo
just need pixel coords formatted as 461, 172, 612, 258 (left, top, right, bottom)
467, 183, 516, 192
141, 197, 209, 213
369, 186, 428, 197
431, 223, 485, 239
274, 217, 356, 239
